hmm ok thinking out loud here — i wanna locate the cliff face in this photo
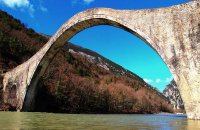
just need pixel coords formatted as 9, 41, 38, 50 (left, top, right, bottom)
163, 80, 184, 110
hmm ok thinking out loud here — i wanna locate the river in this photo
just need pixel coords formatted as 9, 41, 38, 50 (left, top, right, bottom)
0, 112, 200, 129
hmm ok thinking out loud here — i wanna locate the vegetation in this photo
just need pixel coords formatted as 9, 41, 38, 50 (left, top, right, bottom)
34, 49, 173, 113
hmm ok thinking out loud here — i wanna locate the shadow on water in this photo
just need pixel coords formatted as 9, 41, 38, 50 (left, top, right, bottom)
0, 112, 200, 130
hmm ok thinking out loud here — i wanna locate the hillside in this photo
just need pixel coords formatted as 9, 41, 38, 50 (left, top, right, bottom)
0, 9, 173, 113
0, 10, 46, 72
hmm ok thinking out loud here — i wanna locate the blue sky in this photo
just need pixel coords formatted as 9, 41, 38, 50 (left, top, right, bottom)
0, 0, 191, 91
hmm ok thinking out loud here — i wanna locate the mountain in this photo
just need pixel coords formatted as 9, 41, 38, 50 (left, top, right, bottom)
65, 43, 144, 80
0, 9, 173, 113
163, 80, 185, 111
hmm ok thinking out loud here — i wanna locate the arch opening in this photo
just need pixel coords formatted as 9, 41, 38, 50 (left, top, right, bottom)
69, 25, 173, 92
33, 25, 179, 113
22, 12, 177, 112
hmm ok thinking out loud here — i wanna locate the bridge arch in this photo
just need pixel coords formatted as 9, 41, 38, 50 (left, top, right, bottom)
3, 1, 200, 119
21, 8, 173, 111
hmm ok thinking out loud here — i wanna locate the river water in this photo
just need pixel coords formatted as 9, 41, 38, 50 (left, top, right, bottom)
0, 112, 200, 130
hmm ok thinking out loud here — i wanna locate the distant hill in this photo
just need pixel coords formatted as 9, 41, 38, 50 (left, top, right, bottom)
163, 80, 185, 112
0, 9, 173, 113
65, 42, 144, 80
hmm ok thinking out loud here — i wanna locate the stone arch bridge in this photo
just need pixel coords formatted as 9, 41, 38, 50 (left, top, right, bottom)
2, 1, 200, 119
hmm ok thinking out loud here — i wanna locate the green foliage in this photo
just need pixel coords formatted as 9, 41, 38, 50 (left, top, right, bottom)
64, 52, 75, 64
0, 32, 33, 68
55, 84, 112, 113
106, 77, 113, 84
0, 31, 26, 57
55, 81, 60, 95
135, 83, 142, 91
77, 67, 89, 76
0, 10, 24, 31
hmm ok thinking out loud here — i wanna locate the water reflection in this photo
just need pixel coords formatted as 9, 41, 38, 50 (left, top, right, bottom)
0, 112, 200, 130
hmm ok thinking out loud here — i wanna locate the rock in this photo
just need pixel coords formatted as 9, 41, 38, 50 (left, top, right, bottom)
163, 80, 184, 110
